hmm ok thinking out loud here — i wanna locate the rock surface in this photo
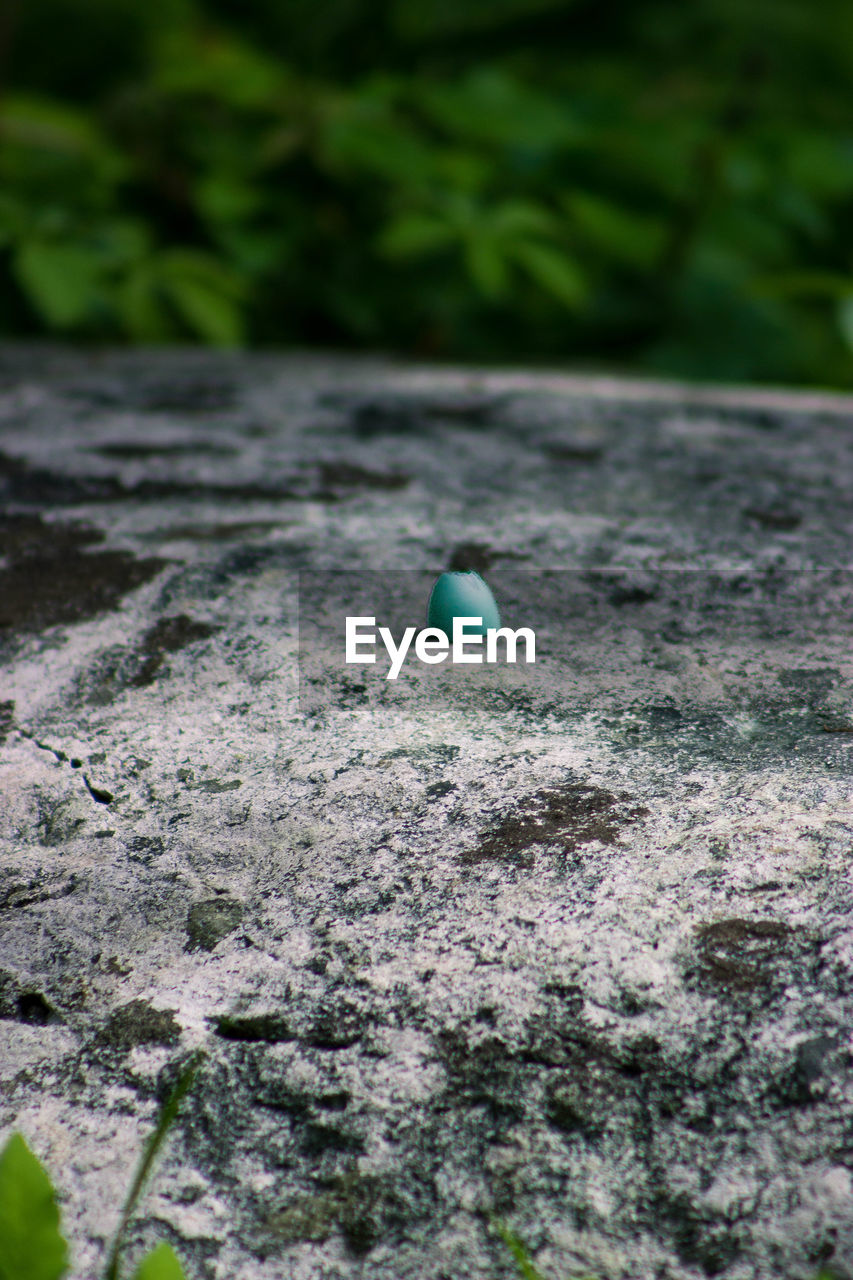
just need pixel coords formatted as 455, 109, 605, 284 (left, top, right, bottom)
1, 345, 852, 1280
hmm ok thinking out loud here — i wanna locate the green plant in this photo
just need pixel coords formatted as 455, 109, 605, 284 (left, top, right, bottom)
0, 1051, 202, 1280
1, 0, 853, 384
494, 1219, 550, 1280
493, 1216, 598, 1280
0, 1118, 844, 1279
493, 1214, 843, 1280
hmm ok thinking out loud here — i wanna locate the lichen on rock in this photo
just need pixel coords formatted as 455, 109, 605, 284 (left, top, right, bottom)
1, 348, 852, 1279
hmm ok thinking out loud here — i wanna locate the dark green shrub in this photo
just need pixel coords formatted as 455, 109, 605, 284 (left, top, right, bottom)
1, 0, 853, 384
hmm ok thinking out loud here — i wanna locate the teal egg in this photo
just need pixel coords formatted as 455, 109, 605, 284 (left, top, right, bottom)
427, 570, 501, 636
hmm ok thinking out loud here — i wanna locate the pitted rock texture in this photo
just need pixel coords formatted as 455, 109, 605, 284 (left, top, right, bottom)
1, 345, 852, 1280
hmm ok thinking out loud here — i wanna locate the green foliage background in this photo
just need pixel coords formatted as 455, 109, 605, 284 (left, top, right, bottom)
2, 0, 853, 384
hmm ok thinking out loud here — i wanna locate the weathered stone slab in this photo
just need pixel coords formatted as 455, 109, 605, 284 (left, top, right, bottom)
1, 345, 852, 1280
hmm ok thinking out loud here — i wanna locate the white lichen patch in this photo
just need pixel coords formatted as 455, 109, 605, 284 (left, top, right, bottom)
1, 351, 852, 1279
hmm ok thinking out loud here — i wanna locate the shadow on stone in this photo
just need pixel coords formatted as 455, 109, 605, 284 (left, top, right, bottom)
128, 614, 219, 688
0, 513, 168, 635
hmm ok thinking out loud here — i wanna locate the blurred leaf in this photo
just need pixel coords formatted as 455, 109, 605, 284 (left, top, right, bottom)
90, 219, 152, 268
581, 121, 700, 202
562, 190, 664, 267
0, 95, 123, 177
165, 272, 245, 345
131, 1244, 187, 1280
377, 213, 456, 257
13, 241, 105, 327
752, 270, 853, 299
212, 226, 286, 275
437, 190, 481, 232
772, 186, 827, 240
118, 251, 246, 345
154, 31, 286, 108
320, 99, 438, 186
415, 69, 579, 150
510, 240, 587, 308
433, 148, 494, 193
393, 0, 573, 40
118, 262, 176, 342
785, 132, 853, 199
644, 267, 802, 382
195, 173, 261, 229
837, 296, 853, 353
3, 0, 853, 384
0, 196, 26, 247
492, 199, 561, 238
464, 235, 510, 299
0, 1133, 69, 1280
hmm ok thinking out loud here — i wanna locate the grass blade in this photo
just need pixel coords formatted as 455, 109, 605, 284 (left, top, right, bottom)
103, 1051, 203, 1280
491, 1218, 549, 1280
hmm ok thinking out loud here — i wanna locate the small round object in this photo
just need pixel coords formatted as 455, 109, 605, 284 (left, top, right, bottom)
427, 570, 501, 637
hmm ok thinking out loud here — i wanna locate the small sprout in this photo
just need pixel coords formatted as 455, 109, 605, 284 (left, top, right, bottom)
0, 1132, 68, 1280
